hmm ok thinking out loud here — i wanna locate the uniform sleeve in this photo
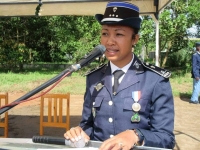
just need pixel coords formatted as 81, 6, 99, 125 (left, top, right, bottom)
192, 54, 199, 78
138, 77, 175, 149
79, 76, 94, 138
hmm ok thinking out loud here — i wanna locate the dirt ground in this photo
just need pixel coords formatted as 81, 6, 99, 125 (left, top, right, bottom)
1, 92, 200, 150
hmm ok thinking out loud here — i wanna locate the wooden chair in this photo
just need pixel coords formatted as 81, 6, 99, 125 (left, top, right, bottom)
0, 92, 8, 137
40, 93, 70, 136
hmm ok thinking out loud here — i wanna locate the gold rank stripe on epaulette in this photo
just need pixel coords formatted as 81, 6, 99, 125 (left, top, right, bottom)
85, 64, 107, 76
142, 62, 171, 78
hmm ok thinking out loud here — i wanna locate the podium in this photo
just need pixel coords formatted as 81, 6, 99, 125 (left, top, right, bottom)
0, 138, 172, 150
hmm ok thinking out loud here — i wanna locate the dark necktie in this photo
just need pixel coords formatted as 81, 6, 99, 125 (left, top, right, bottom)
113, 70, 124, 93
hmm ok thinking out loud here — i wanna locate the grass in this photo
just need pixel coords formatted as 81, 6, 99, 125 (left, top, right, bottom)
170, 72, 192, 98
0, 68, 86, 95
0, 67, 193, 98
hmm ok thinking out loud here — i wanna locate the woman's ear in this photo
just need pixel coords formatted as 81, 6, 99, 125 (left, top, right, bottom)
132, 34, 139, 46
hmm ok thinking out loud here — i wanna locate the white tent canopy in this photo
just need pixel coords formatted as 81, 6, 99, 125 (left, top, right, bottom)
0, 0, 174, 66
0, 0, 173, 17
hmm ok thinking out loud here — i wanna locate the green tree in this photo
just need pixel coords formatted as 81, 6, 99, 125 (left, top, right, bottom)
0, 15, 101, 71
139, 16, 155, 60
0, 17, 32, 71
139, 0, 200, 68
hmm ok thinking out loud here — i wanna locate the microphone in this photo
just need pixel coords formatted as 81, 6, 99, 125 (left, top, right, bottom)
0, 44, 106, 115
71, 44, 106, 71
32, 135, 86, 148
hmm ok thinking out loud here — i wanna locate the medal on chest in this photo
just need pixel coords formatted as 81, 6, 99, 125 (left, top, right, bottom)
131, 91, 141, 122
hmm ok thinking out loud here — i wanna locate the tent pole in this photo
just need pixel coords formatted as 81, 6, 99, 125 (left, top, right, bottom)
155, 18, 160, 67
151, 14, 160, 67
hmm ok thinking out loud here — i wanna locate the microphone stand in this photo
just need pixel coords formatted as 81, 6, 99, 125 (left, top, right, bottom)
0, 44, 106, 115
0, 65, 79, 115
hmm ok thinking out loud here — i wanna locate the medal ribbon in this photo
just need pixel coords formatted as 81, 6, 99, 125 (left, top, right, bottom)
132, 91, 141, 102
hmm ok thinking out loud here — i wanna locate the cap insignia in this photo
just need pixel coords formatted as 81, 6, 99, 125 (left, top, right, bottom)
113, 7, 117, 12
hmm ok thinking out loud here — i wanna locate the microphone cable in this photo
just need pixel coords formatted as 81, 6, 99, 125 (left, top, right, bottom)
0, 71, 71, 109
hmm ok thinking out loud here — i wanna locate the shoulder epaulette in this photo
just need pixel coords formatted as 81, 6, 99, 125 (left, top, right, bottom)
142, 62, 171, 78
85, 64, 107, 76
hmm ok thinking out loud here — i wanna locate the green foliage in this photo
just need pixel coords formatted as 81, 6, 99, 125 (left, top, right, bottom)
138, 16, 155, 58
160, 10, 188, 51
0, 17, 34, 71
1, 0, 200, 71
138, 0, 200, 67
0, 15, 101, 71
0, 43, 30, 71
167, 49, 191, 69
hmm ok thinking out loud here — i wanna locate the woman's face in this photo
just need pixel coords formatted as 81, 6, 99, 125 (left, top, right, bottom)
100, 24, 139, 68
197, 46, 200, 51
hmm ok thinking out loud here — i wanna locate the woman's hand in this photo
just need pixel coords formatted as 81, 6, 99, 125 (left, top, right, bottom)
99, 130, 138, 150
64, 126, 90, 143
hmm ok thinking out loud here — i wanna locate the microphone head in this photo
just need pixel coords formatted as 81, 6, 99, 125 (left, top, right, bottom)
96, 45, 106, 54
72, 44, 106, 71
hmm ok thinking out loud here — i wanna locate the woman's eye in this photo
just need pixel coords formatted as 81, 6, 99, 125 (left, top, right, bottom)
116, 33, 124, 36
102, 32, 108, 36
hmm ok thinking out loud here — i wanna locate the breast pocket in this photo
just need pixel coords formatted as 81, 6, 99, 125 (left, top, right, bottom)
91, 97, 104, 118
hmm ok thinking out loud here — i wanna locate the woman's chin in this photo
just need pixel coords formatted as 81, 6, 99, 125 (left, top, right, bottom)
106, 56, 118, 62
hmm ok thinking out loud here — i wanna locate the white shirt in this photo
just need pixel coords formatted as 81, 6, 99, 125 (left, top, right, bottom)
110, 54, 134, 86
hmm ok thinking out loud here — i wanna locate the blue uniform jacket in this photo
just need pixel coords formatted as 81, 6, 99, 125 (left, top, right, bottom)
79, 56, 175, 149
191, 52, 200, 78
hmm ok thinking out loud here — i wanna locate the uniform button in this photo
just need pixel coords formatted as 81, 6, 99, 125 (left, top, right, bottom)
108, 101, 113, 106
108, 118, 113, 123
110, 135, 114, 138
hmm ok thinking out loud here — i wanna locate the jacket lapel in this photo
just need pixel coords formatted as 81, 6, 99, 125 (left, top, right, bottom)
100, 64, 113, 95
118, 56, 144, 93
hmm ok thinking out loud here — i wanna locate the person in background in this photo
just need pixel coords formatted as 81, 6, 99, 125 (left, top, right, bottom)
64, 1, 175, 149
190, 42, 200, 104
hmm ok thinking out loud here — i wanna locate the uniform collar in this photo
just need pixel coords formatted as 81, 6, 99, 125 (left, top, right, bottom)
131, 55, 144, 74
110, 54, 134, 74
101, 55, 144, 75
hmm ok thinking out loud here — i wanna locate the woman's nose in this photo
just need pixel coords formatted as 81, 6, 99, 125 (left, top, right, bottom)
106, 36, 115, 45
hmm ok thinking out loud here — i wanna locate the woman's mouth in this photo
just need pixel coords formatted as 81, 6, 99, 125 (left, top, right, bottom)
106, 49, 119, 55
